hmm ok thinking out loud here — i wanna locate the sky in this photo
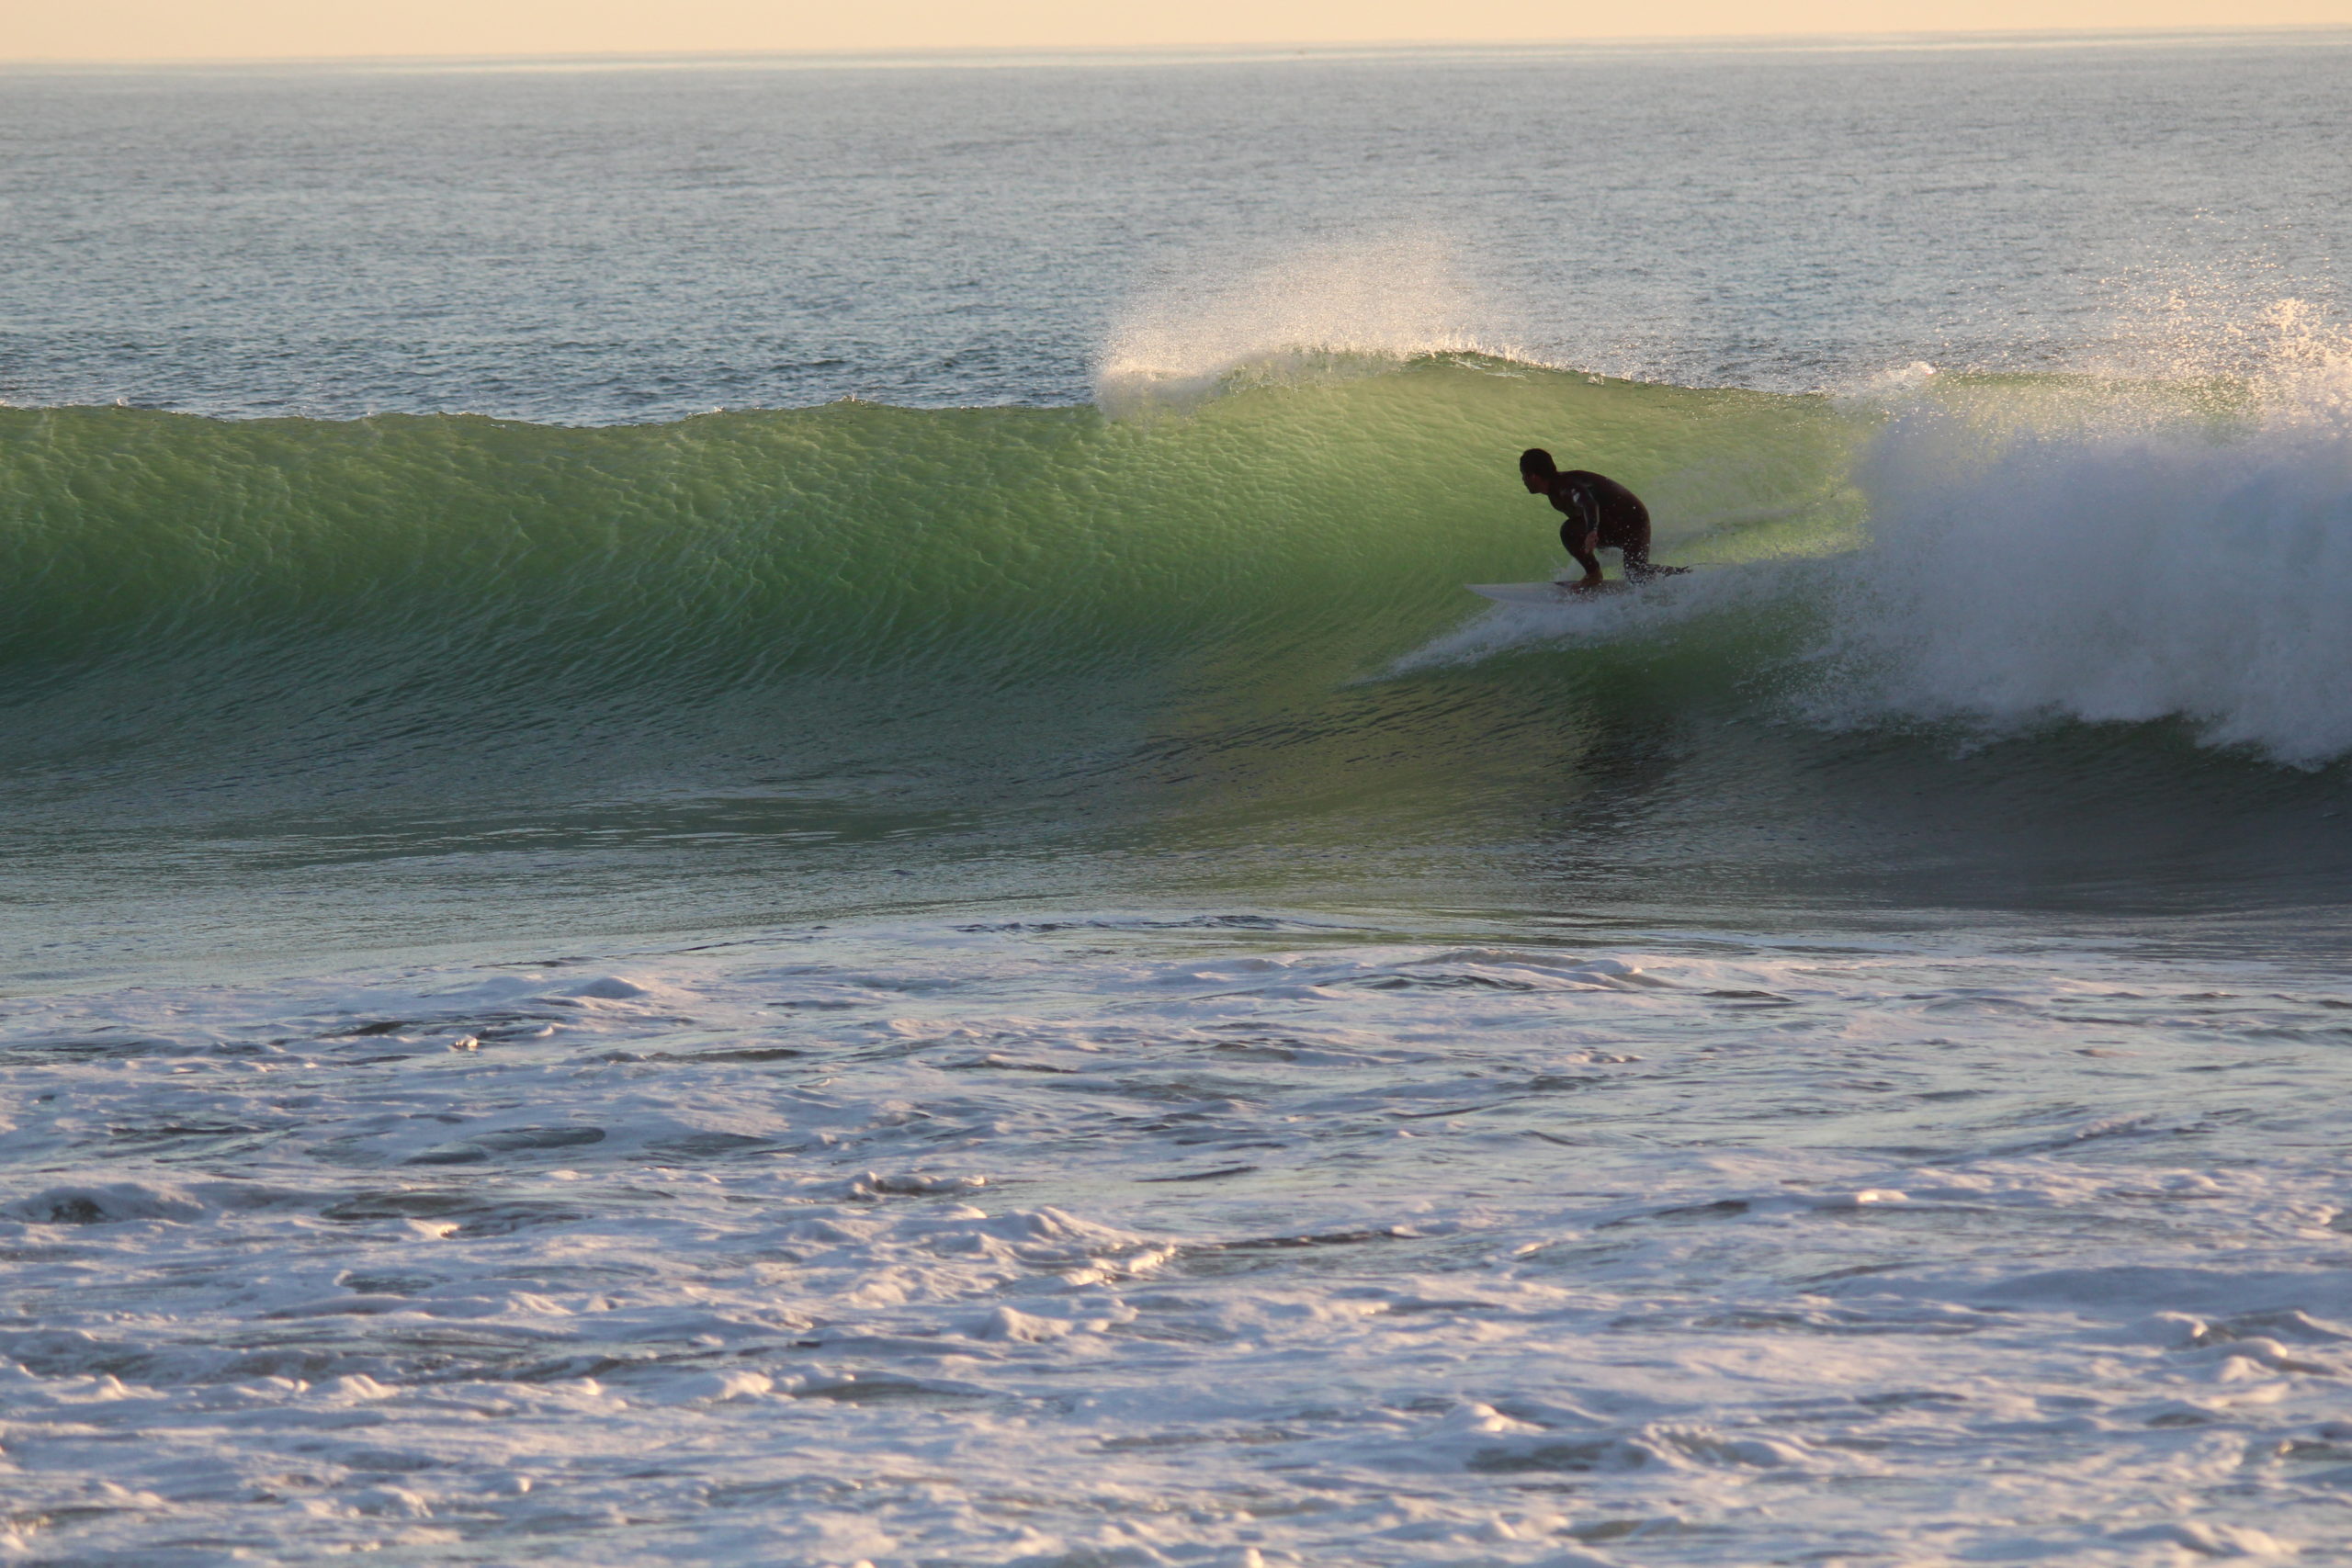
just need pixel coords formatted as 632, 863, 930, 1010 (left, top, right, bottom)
8, 0, 2351, 62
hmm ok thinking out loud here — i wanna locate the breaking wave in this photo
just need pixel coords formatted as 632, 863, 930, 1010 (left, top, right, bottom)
2, 348, 2346, 842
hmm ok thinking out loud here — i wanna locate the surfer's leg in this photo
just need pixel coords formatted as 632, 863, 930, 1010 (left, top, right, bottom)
1610, 514, 1656, 579
1610, 512, 1686, 581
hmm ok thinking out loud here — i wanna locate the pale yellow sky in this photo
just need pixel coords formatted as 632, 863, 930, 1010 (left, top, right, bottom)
6, 0, 2350, 63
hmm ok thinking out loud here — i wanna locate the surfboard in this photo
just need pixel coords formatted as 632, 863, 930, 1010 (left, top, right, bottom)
1468, 566, 1697, 604
1466, 581, 1630, 604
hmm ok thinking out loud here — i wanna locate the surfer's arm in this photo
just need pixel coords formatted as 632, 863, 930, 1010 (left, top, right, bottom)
1561, 524, 1605, 589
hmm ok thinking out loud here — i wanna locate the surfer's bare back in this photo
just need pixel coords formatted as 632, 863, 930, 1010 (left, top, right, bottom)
1520, 448, 1679, 590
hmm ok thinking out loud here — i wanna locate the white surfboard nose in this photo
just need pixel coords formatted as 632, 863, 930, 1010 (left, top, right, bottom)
1467, 581, 1625, 604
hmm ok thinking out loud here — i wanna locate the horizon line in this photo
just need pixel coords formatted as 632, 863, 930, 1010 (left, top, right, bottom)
6, 22, 2349, 74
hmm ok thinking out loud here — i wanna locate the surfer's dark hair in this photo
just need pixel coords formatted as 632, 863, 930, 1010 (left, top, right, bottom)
1519, 447, 1556, 476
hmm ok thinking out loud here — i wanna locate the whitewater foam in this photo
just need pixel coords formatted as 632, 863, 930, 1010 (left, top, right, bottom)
1815, 358, 2352, 764
7, 915, 2352, 1563
1396, 355, 2352, 768
1385, 562, 1802, 677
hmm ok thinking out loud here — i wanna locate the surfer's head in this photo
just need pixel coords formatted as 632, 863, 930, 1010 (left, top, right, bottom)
1519, 447, 1556, 492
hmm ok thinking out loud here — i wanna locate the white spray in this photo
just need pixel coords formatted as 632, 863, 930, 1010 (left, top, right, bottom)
1816, 337, 2352, 766
1398, 311, 2352, 768
1093, 233, 1508, 413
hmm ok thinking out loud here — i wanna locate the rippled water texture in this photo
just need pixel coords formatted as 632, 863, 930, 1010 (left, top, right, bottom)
7, 919, 2352, 1563
3, 34, 2348, 419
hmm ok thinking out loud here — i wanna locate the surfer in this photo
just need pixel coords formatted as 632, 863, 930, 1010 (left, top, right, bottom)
1519, 448, 1680, 590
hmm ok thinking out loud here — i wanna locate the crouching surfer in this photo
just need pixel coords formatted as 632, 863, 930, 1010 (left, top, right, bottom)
1519, 447, 1685, 590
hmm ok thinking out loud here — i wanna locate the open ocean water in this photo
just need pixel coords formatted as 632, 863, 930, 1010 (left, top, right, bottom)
5, 30, 2352, 1566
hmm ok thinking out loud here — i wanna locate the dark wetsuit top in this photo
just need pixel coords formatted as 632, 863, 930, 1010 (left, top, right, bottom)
1544, 468, 1665, 581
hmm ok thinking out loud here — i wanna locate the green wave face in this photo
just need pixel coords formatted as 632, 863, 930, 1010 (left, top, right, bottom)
10, 355, 2352, 927
0, 358, 1861, 824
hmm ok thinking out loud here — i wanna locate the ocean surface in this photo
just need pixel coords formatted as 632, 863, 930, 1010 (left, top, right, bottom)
5, 31, 2352, 1566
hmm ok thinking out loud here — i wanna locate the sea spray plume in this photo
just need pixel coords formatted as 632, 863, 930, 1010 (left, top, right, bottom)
2086, 253, 2349, 385
1092, 234, 1508, 414
1812, 346, 2352, 767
